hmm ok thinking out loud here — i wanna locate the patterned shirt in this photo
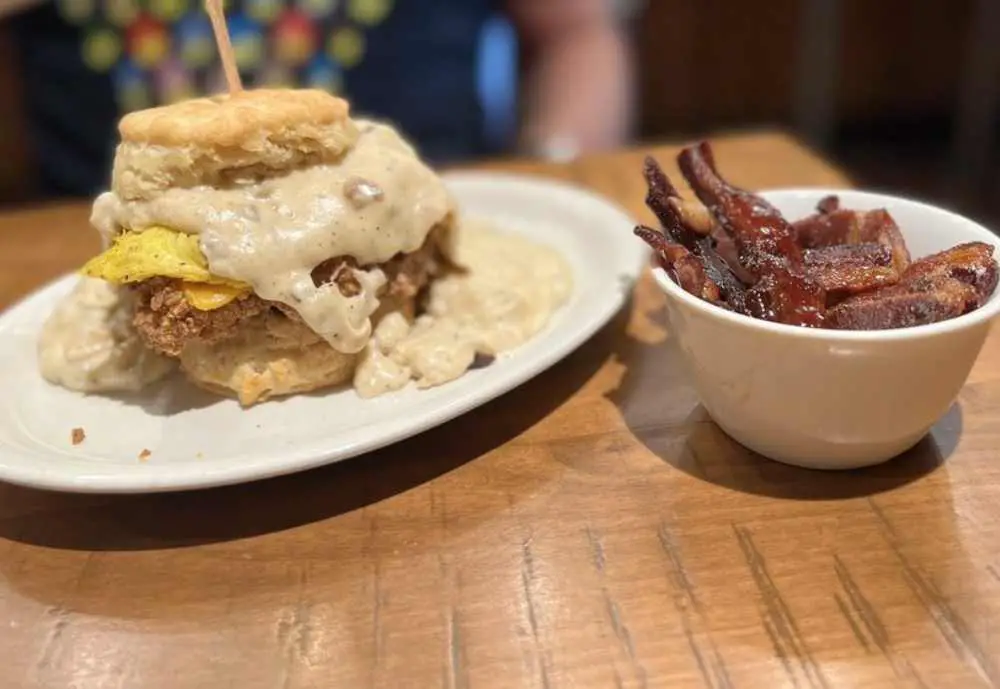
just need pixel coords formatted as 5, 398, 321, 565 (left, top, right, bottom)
11, 0, 499, 195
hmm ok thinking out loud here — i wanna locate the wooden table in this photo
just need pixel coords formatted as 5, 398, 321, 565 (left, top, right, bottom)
1, 132, 998, 689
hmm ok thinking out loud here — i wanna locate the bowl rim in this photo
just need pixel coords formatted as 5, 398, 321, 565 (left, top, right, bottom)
650, 187, 1000, 342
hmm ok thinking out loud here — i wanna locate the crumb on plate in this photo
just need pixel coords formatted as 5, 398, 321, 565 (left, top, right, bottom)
138, 448, 152, 461
71, 428, 86, 445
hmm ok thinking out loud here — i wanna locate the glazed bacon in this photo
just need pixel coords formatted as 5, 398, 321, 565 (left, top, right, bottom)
654, 142, 826, 327
634, 224, 721, 303
678, 142, 807, 275
633, 141, 999, 330
639, 158, 747, 309
793, 204, 911, 275
803, 243, 900, 295
827, 242, 998, 329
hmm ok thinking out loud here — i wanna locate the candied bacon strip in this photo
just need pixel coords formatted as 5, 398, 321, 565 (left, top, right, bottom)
678, 141, 806, 273
741, 266, 826, 324
793, 208, 911, 274
803, 243, 899, 294
900, 242, 997, 300
827, 241, 998, 329
862, 210, 910, 274
633, 223, 673, 260
634, 225, 721, 302
677, 141, 826, 326
826, 280, 977, 330
793, 209, 855, 247
816, 195, 840, 214
804, 243, 893, 266
668, 197, 714, 236
699, 240, 750, 309
706, 224, 754, 285
642, 156, 715, 243
641, 157, 750, 308
643, 157, 692, 248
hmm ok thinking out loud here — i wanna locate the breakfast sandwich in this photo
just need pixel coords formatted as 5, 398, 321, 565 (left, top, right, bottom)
80, 88, 458, 405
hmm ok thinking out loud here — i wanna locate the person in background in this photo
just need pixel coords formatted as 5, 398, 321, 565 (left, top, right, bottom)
1, 0, 637, 197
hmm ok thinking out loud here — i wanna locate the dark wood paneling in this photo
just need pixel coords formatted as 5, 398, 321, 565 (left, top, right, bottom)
639, 0, 975, 138
0, 24, 35, 204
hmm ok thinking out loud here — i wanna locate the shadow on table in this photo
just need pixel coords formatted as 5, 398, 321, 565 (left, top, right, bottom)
607, 308, 953, 501
0, 300, 632, 553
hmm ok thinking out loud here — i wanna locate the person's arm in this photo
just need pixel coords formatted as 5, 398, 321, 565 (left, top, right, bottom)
505, 0, 636, 159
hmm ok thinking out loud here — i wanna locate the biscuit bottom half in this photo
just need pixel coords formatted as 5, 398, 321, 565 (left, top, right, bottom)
179, 294, 415, 407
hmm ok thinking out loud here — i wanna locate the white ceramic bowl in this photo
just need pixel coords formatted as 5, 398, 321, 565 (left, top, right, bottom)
653, 189, 1000, 470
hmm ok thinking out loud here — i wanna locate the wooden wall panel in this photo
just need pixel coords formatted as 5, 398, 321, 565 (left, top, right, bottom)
0, 25, 34, 203
639, 0, 975, 138
838, 0, 972, 121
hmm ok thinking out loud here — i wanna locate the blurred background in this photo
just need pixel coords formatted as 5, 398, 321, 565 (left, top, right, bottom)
636, 0, 1000, 229
0, 0, 997, 231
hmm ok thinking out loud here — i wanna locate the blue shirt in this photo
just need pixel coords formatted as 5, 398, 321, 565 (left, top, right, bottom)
11, 0, 502, 196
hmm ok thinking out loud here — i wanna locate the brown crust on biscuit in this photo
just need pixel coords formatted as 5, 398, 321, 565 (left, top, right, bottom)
118, 89, 350, 148
179, 296, 417, 407
112, 89, 359, 200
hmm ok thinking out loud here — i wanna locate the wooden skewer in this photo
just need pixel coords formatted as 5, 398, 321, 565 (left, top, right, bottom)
205, 0, 242, 95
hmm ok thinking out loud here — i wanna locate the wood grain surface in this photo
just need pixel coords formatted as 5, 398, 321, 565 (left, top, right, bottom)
1, 132, 999, 689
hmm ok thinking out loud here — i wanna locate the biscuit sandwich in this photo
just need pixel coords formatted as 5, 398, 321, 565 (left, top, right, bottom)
81, 89, 458, 405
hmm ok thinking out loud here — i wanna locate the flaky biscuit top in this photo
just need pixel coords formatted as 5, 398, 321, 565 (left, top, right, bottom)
112, 89, 359, 201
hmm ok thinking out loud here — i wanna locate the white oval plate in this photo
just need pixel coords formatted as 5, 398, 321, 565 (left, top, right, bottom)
0, 172, 646, 493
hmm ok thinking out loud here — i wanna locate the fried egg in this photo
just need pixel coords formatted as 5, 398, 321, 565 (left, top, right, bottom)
80, 226, 251, 310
